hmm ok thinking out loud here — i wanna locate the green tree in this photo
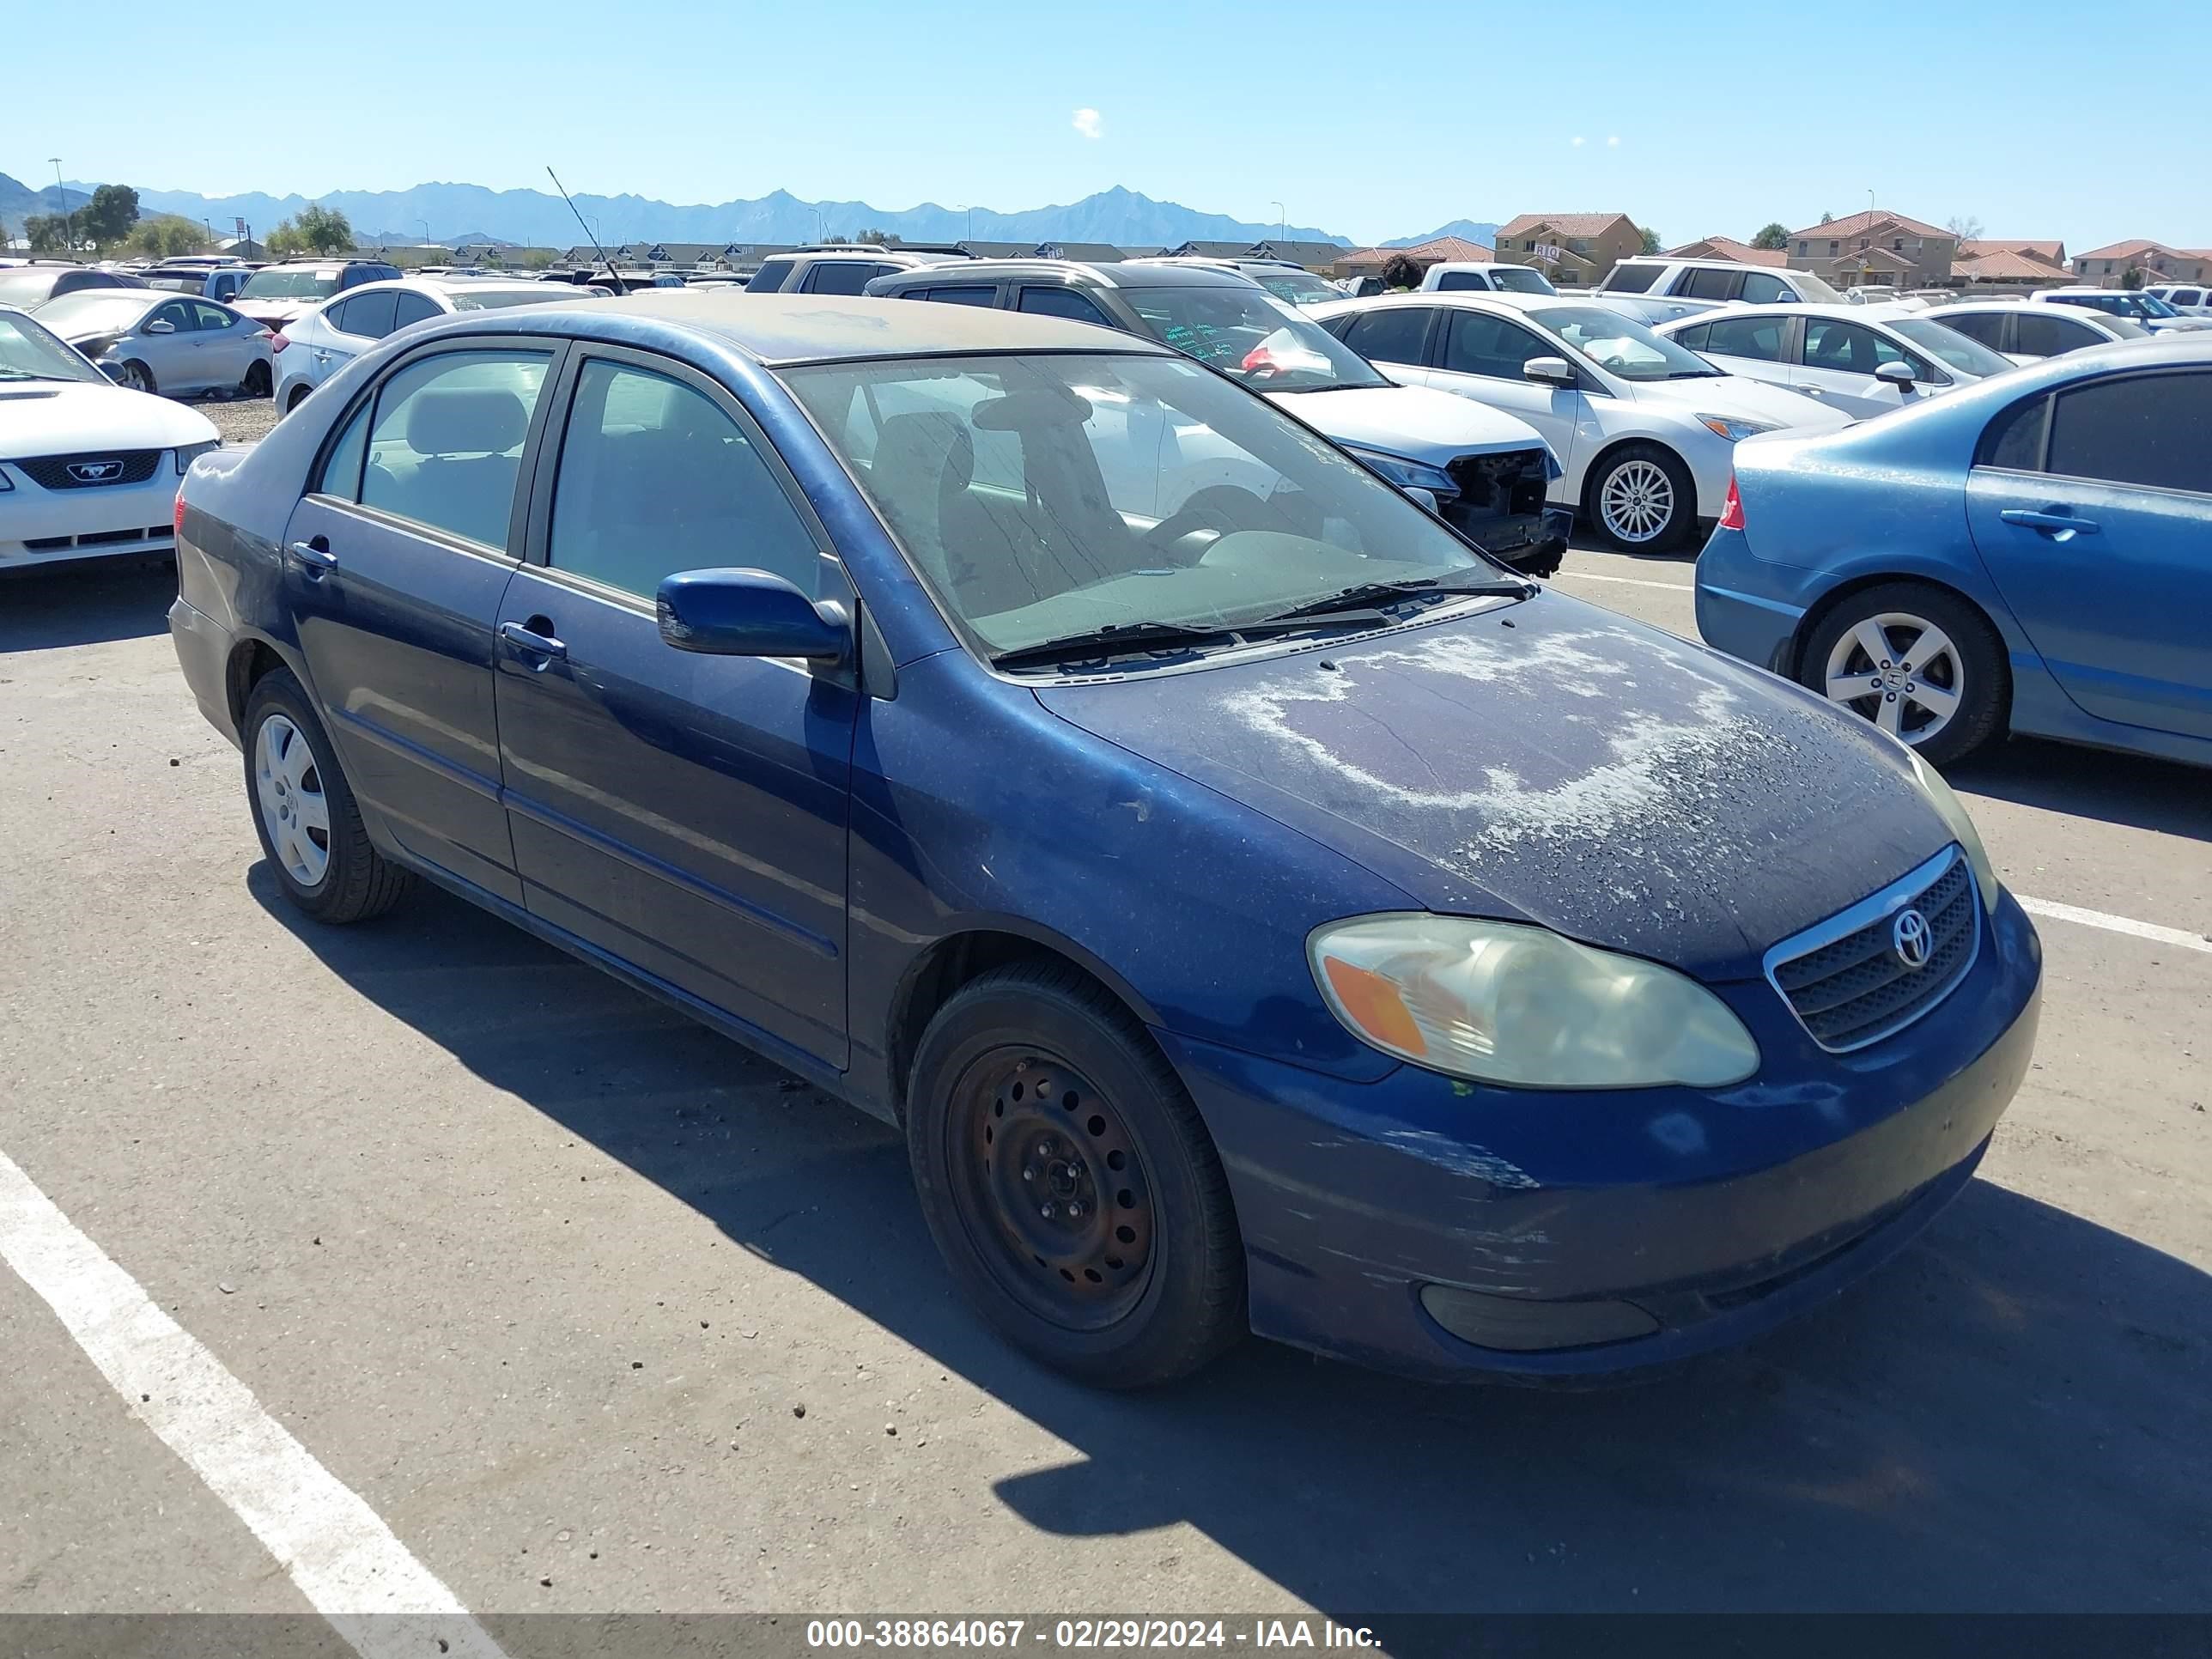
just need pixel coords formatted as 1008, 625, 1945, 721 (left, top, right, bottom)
2120, 266, 2146, 290
270, 204, 355, 258
24, 213, 71, 253
1638, 225, 1662, 255
522, 248, 556, 270
131, 214, 210, 258
1750, 222, 1789, 251
79, 184, 141, 252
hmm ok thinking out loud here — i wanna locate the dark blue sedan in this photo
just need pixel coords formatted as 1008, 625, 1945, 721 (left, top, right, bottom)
169, 294, 2042, 1385
1697, 338, 2212, 769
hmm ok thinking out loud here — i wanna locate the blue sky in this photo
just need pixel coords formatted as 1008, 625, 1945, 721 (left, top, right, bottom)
13, 0, 2209, 251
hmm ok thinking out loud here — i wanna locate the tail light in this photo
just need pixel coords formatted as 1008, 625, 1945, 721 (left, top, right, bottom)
1718, 473, 1745, 531
173, 494, 186, 535
270, 331, 290, 354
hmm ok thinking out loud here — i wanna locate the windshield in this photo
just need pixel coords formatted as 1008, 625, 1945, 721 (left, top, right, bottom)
1487, 266, 1554, 295
784, 352, 1496, 662
32, 290, 159, 334
1889, 317, 2014, 379
0, 311, 104, 383
1121, 286, 1390, 391
1252, 270, 1345, 307
1526, 304, 1720, 380
239, 267, 343, 300
1790, 271, 1849, 303
447, 286, 580, 311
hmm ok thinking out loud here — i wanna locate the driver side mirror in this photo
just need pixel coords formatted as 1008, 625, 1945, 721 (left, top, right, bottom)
657, 568, 851, 664
1875, 361, 1917, 389
1522, 356, 1577, 388
144, 319, 176, 335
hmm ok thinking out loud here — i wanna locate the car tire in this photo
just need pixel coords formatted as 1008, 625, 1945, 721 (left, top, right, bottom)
1800, 582, 2008, 767
905, 963, 1245, 1388
1583, 441, 1695, 552
285, 384, 313, 415
120, 359, 156, 395
241, 669, 414, 924
241, 361, 271, 398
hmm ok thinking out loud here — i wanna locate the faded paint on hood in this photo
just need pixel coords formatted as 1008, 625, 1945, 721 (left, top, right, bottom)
1036, 591, 1951, 981
1269, 382, 1549, 462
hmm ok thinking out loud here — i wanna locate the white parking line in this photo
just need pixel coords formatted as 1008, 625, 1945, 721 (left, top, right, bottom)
0, 1146, 506, 1659
2018, 896, 2212, 955
1547, 570, 1695, 593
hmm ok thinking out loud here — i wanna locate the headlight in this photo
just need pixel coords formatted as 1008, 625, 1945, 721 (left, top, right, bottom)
1310, 914, 1760, 1089
1343, 447, 1458, 495
1695, 414, 1782, 442
175, 440, 219, 475
1904, 746, 2002, 914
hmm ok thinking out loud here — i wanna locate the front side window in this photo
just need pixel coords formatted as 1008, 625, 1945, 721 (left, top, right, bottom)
1016, 287, 1116, 330
548, 360, 820, 599
356, 349, 551, 549
1890, 317, 2013, 378
1122, 286, 1389, 390
1526, 305, 1718, 381
1702, 315, 1790, 363
1740, 271, 1790, 304
1802, 319, 1918, 375
785, 353, 1496, 660
1338, 306, 1433, 368
2045, 373, 2211, 495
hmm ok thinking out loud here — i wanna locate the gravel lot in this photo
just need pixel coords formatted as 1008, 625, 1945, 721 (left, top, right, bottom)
204, 395, 282, 447
3, 508, 2208, 1627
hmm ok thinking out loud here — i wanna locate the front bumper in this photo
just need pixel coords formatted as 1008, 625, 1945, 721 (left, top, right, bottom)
1455, 507, 1571, 577
1158, 889, 2042, 1381
2, 463, 181, 568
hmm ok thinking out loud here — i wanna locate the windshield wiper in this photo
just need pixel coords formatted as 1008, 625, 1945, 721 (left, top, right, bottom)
1259, 571, 1534, 623
991, 606, 1399, 671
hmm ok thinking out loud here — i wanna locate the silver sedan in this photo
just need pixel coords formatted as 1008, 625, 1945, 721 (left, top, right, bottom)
33, 289, 275, 399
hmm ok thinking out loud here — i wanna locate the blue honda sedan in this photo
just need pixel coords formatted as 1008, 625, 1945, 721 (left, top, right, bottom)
1697, 338, 2212, 769
168, 295, 2041, 1385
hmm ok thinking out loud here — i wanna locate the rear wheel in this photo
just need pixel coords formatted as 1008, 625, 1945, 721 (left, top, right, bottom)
241, 360, 271, 398
119, 359, 156, 395
1801, 582, 2008, 766
285, 384, 313, 414
906, 963, 1245, 1388
1583, 441, 1695, 551
241, 669, 414, 923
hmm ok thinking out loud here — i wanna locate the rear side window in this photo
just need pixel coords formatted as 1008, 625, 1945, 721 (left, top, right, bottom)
392, 291, 441, 329
357, 349, 551, 549
1943, 312, 2007, 350
191, 301, 237, 331
2015, 313, 2098, 357
2045, 373, 2212, 495
1680, 267, 1742, 301
1340, 307, 1432, 366
548, 360, 821, 599
916, 285, 997, 307
1016, 287, 1115, 330
338, 289, 398, 340
802, 261, 882, 295
1703, 315, 1790, 362
1602, 264, 1661, 294
1974, 395, 2047, 471
1671, 323, 1711, 350
746, 258, 797, 293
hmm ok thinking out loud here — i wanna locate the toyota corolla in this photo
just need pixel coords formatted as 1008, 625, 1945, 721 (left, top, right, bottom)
167, 294, 2042, 1385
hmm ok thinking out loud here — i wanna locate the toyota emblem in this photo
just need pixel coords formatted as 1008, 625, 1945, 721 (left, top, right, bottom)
1892, 908, 1933, 970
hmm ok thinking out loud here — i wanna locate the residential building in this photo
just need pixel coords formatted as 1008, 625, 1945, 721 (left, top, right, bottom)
1242, 239, 1351, 270
1665, 234, 1786, 268
1786, 210, 1956, 289
1330, 235, 1492, 282
1493, 214, 1641, 287
2071, 240, 2212, 287
1034, 242, 1133, 263
1949, 240, 2070, 289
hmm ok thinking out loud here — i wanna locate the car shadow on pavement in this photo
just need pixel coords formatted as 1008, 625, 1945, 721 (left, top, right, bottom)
1955, 737, 2210, 843
252, 872, 2212, 1617
0, 561, 176, 653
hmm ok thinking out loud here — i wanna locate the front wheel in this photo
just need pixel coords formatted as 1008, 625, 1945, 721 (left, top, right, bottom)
1583, 442, 1695, 552
241, 669, 415, 923
906, 963, 1246, 1388
119, 359, 156, 395
1800, 582, 2008, 766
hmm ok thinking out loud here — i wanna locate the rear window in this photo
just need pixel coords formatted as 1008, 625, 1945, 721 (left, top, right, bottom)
1433, 270, 1490, 292
240, 267, 343, 300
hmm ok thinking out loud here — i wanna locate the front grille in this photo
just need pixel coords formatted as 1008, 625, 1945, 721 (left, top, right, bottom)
13, 451, 164, 489
1765, 848, 1979, 1053
1445, 447, 1550, 521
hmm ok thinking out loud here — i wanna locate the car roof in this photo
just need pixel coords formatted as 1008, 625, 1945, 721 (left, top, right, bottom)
1662, 302, 1911, 325
349, 276, 556, 296
872, 258, 1255, 291
501, 291, 1176, 366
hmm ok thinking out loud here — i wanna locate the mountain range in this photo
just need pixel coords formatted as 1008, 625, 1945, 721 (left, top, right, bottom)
4, 170, 1498, 253
1383, 219, 1502, 249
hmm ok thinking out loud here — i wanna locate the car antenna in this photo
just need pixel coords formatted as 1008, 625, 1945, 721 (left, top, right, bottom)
546, 166, 623, 293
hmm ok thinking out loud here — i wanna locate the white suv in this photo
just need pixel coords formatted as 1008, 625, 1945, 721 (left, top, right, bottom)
744, 248, 969, 296
1419, 262, 1557, 297
1591, 258, 1848, 325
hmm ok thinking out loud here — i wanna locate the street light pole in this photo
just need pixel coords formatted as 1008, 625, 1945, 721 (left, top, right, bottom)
50, 158, 73, 253
1272, 200, 1285, 246
811, 207, 827, 243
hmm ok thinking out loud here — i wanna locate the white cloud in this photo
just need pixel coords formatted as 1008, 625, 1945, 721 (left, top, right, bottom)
1607, 135, 1621, 147
1571, 135, 1586, 148
1072, 107, 1103, 140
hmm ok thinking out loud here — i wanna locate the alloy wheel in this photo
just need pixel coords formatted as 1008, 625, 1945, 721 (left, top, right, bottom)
1597, 458, 1675, 544
254, 713, 331, 888
1821, 611, 1966, 745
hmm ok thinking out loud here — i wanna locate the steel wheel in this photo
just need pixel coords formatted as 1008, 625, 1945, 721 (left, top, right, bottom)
120, 360, 155, 394
1821, 611, 1965, 746
253, 713, 331, 889
1596, 457, 1676, 544
945, 1046, 1155, 1332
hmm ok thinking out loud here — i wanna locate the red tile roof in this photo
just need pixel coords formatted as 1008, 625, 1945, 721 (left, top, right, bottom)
1666, 235, 1786, 267
1497, 212, 1637, 240
2074, 239, 2172, 262
1951, 251, 2067, 281
1959, 240, 2066, 265
1335, 236, 1492, 268
1787, 209, 1949, 240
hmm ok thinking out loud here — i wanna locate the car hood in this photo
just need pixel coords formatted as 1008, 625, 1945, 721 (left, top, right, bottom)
1035, 593, 1952, 981
1271, 383, 1548, 460
0, 380, 219, 455
1626, 374, 1852, 429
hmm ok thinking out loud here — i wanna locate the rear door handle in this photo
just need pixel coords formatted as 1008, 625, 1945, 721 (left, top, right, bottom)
499, 619, 568, 663
286, 538, 337, 574
2000, 508, 2100, 537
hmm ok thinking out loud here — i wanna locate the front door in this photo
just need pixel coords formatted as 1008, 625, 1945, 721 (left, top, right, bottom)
1681, 313, 1796, 402
494, 349, 856, 1066
1792, 318, 1934, 417
278, 343, 560, 901
1427, 307, 1591, 497
1966, 367, 2212, 738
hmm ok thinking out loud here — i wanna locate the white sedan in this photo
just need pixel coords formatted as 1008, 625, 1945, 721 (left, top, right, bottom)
1654, 304, 2019, 420
1311, 292, 1849, 550
275, 276, 590, 413
1, 306, 220, 569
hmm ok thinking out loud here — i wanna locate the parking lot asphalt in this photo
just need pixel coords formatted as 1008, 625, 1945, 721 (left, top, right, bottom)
3, 407, 2209, 1625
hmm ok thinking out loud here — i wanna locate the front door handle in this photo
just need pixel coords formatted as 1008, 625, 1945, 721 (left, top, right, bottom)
286, 538, 337, 575
2000, 507, 2100, 538
499, 618, 568, 664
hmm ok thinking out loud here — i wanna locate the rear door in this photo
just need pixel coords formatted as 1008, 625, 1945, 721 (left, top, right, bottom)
493, 348, 857, 1066
142, 299, 203, 391
2012, 310, 2106, 360
1679, 313, 1796, 399
1965, 368, 2212, 738
1332, 305, 1438, 386
1426, 307, 1589, 489
320, 289, 398, 381
193, 301, 252, 387
278, 340, 562, 900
